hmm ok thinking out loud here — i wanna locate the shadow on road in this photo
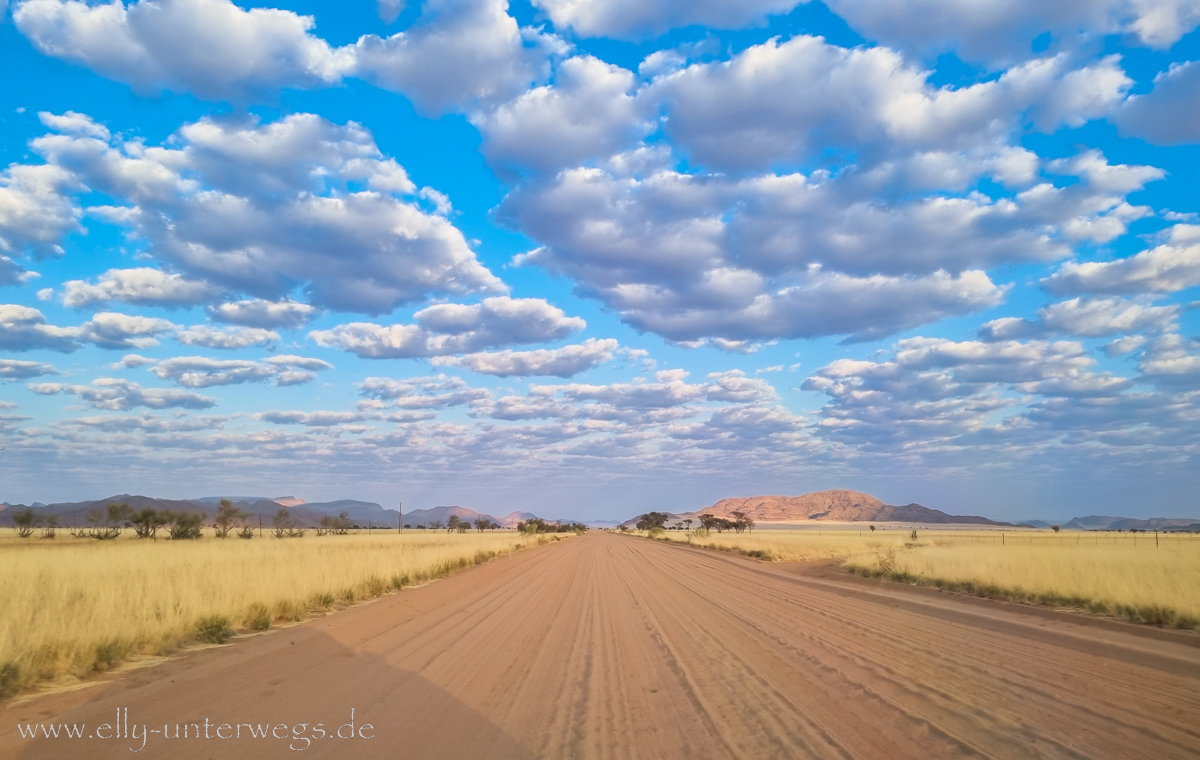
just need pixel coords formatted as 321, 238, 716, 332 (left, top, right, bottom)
4, 630, 535, 760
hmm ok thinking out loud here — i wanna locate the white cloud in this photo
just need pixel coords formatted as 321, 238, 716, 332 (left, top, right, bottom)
206, 299, 319, 330
29, 377, 217, 410
176, 325, 280, 350
37, 110, 110, 140
61, 267, 218, 308
349, 0, 566, 115
1043, 225, 1200, 295
0, 304, 81, 352
1138, 334, 1200, 386
360, 374, 491, 408
310, 296, 584, 358
979, 297, 1178, 340
148, 355, 330, 388
475, 55, 651, 176
14, 0, 564, 116
0, 162, 80, 258
1116, 60, 1200, 145
821, 0, 1200, 65
432, 337, 618, 377
530, 0, 800, 38
14, 0, 348, 100
649, 38, 1129, 172
0, 359, 59, 380
32, 112, 504, 313
258, 410, 373, 427
112, 353, 155, 369
78, 312, 177, 349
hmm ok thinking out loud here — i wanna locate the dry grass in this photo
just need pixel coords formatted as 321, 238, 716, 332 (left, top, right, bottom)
642, 528, 1200, 628
0, 529, 557, 698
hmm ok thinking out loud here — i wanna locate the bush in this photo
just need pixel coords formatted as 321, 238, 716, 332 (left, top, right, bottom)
195, 615, 233, 644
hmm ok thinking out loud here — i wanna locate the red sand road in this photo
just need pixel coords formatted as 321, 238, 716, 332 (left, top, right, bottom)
3, 532, 1200, 759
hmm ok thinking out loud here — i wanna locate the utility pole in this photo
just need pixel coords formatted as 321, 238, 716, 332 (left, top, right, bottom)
398, 502, 403, 534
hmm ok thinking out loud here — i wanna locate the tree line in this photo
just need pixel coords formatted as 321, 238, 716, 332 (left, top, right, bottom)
631, 510, 755, 533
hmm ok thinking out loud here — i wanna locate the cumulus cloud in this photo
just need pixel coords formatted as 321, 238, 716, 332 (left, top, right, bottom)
257, 410, 373, 427
1138, 333, 1200, 386
1, 256, 39, 287
78, 312, 177, 349
13, 0, 348, 99
0, 161, 80, 258
148, 355, 331, 388
801, 336, 1136, 450
29, 377, 217, 410
310, 296, 585, 358
1043, 225, 1200, 295
176, 325, 280, 350
1116, 61, 1200, 145
432, 338, 618, 377
649, 38, 1130, 172
0, 304, 82, 352
530, 0, 799, 38
360, 374, 491, 408
475, 55, 651, 176
32, 111, 504, 314
979, 297, 1178, 340
348, 0, 566, 115
0, 359, 59, 380
14, 0, 563, 114
61, 267, 219, 308
821, 0, 1200, 65
206, 299, 319, 330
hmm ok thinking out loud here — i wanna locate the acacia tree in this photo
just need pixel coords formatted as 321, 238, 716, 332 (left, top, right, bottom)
447, 515, 462, 533
12, 509, 37, 538
213, 499, 245, 538
130, 509, 168, 539
635, 512, 670, 531
74, 503, 132, 540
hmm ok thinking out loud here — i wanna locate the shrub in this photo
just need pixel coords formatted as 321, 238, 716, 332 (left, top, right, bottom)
194, 615, 233, 644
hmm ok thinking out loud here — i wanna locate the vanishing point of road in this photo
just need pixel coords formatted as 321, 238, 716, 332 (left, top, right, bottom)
3, 532, 1199, 759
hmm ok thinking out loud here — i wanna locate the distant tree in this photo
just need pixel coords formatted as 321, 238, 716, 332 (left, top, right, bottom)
869, 525, 876, 533
13, 508, 37, 538
237, 525, 255, 539
213, 499, 245, 538
165, 511, 204, 540
272, 507, 305, 538
429, 521, 443, 531
403, 524, 412, 529
698, 515, 721, 533
730, 510, 754, 534
475, 518, 495, 532
683, 519, 693, 531
635, 512, 670, 531
456, 520, 470, 534
1051, 525, 1061, 533
74, 503, 132, 540
518, 517, 548, 534
40, 514, 60, 539
130, 509, 168, 539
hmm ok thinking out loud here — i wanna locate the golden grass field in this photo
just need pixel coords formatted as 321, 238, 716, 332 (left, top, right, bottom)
0, 529, 558, 698
645, 527, 1200, 628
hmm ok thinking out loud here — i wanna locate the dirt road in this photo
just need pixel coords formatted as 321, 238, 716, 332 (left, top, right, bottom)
4, 532, 1200, 759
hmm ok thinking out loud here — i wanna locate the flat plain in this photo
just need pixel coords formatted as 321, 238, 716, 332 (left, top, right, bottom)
2, 531, 1199, 759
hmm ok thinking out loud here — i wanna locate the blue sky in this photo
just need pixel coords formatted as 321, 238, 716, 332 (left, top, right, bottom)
2, 0, 1199, 521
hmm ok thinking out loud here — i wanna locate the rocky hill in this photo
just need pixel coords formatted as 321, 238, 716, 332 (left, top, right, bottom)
693, 490, 1008, 525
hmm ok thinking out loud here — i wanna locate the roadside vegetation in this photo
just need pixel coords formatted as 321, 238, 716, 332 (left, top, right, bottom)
0, 524, 565, 699
630, 520, 1200, 629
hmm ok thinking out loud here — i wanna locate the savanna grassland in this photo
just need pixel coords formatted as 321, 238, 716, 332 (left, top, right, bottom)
0, 529, 559, 698
644, 527, 1200, 628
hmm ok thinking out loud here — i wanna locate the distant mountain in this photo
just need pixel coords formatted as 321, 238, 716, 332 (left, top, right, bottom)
399, 507, 550, 528
1018, 520, 1054, 529
689, 490, 1010, 525
1064, 515, 1200, 531
196, 496, 306, 507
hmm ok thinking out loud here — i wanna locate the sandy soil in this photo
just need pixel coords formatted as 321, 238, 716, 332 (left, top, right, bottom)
3, 532, 1199, 759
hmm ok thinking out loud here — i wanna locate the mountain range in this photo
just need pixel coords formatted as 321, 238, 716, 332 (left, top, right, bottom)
0, 495, 546, 529
691, 490, 1009, 525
